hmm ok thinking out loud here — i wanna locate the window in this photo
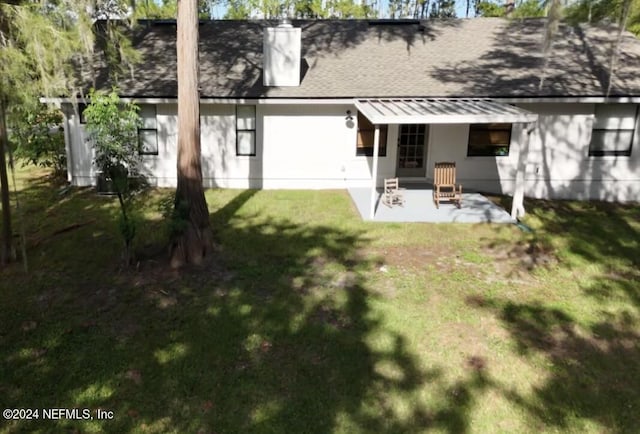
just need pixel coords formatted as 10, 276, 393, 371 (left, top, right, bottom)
398, 124, 426, 170
468, 123, 512, 156
236, 105, 256, 156
356, 112, 387, 156
138, 104, 158, 155
589, 104, 637, 157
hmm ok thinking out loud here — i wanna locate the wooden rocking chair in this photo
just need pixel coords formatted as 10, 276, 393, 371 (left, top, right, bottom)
382, 178, 405, 207
433, 162, 462, 209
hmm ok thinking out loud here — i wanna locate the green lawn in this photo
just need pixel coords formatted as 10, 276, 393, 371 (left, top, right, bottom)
1, 166, 639, 433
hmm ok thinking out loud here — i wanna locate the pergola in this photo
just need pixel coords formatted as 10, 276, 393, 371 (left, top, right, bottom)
354, 98, 539, 220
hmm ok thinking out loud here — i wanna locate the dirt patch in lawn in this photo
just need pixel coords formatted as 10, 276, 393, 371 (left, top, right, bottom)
482, 239, 558, 276
371, 245, 455, 270
371, 244, 528, 288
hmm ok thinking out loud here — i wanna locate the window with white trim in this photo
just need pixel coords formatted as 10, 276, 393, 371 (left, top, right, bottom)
236, 105, 256, 156
138, 104, 158, 155
589, 104, 637, 157
467, 123, 512, 156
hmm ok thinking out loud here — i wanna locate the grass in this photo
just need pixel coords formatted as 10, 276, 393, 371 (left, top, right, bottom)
1, 165, 639, 433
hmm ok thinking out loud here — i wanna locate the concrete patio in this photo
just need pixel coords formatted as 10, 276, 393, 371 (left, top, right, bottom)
348, 186, 516, 223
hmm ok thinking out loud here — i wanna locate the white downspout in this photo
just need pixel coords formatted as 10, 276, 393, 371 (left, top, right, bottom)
369, 124, 380, 219
62, 104, 74, 184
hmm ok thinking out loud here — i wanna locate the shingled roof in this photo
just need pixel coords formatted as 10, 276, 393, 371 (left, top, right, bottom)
87, 18, 640, 99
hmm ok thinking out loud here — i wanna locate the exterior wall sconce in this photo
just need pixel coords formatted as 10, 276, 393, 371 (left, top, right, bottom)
345, 110, 355, 128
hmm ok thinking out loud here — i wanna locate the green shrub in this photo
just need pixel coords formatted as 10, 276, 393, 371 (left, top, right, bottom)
11, 104, 66, 177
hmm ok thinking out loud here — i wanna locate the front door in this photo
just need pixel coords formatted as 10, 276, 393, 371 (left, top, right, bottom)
396, 124, 428, 177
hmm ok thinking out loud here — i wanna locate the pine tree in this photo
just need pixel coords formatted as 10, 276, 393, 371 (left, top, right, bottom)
0, 0, 137, 265
170, 0, 213, 267
0, 1, 94, 264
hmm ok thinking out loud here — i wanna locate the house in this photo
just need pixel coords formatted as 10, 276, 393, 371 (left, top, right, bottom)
54, 18, 640, 219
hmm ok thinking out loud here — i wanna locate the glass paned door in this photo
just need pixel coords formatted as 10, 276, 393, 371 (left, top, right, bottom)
397, 124, 428, 177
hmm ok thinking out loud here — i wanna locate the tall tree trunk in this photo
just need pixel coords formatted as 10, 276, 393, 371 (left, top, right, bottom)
0, 98, 12, 264
170, 0, 212, 268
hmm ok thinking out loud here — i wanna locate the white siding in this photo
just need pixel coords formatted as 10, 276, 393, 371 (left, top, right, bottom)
262, 104, 393, 189
139, 103, 177, 186
519, 103, 640, 202
62, 101, 640, 202
64, 104, 94, 187
426, 123, 523, 194
141, 103, 259, 188
419, 103, 640, 202
200, 103, 259, 188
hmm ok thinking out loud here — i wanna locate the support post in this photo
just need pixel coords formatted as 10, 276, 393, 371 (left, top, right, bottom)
369, 125, 380, 220
511, 122, 533, 219
63, 105, 74, 183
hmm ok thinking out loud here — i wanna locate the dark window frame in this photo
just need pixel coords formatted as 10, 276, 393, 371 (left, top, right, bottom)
397, 124, 427, 170
138, 104, 159, 156
78, 103, 88, 124
356, 111, 387, 157
236, 105, 257, 157
588, 105, 637, 157
467, 123, 512, 157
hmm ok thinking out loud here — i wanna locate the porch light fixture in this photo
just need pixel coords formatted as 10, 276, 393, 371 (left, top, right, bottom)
345, 110, 355, 128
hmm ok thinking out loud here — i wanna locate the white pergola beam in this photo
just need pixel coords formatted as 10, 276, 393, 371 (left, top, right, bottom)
355, 98, 538, 125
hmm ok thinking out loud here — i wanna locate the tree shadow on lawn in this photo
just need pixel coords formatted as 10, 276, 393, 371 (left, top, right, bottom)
469, 198, 640, 432
2, 172, 131, 276
467, 294, 640, 432
483, 196, 640, 277
1, 182, 490, 433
